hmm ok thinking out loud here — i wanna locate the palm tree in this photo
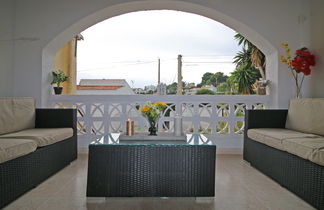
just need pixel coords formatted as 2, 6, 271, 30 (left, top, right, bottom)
234, 34, 266, 80
234, 33, 254, 49
233, 48, 252, 67
229, 63, 261, 94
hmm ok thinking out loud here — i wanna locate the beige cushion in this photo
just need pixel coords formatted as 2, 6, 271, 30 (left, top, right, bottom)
283, 138, 324, 160
0, 138, 37, 163
247, 128, 320, 151
0, 98, 14, 135
0, 97, 35, 135
310, 148, 324, 166
286, 98, 324, 136
0, 128, 73, 147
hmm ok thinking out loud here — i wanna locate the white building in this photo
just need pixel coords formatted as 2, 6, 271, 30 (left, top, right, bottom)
202, 85, 217, 92
133, 88, 145, 94
144, 85, 157, 92
77, 79, 135, 95
185, 86, 217, 95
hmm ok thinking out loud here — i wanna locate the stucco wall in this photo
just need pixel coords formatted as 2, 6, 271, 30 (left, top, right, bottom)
1, 0, 320, 107
54, 39, 77, 94
0, 0, 14, 97
309, 0, 324, 97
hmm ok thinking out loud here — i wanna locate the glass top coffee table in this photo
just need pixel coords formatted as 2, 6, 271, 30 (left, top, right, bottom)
87, 133, 216, 198
91, 132, 214, 145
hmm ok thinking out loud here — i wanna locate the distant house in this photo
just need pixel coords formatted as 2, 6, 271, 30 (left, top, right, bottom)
186, 87, 200, 95
185, 85, 217, 95
77, 79, 135, 95
201, 85, 217, 92
186, 83, 195, 89
133, 88, 145, 94
144, 85, 156, 92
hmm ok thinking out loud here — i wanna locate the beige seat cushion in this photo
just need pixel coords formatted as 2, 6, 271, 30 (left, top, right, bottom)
286, 98, 324, 136
283, 138, 324, 161
0, 97, 35, 135
247, 128, 320, 151
0, 138, 37, 163
0, 128, 73, 147
310, 148, 324, 166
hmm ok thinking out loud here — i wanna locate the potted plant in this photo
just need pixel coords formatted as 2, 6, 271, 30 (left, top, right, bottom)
256, 79, 270, 95
51, 69, 68, 95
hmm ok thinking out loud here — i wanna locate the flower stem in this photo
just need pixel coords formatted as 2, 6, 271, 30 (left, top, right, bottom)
294, 72, 300, 98
297, 74, 305, 98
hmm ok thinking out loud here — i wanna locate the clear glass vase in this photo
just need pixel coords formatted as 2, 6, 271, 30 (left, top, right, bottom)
148, 120, 157, 136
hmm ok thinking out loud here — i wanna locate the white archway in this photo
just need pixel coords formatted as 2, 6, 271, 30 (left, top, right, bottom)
42, 0, 278, 106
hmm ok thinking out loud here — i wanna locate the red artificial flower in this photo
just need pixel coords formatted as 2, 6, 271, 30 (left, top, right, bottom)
301, 67, 311, 75
280, 44, 316, 98
296, 50, 303, 56
307, 55, 316, 66
302, 51, 310, 57
291, 48, 316, 75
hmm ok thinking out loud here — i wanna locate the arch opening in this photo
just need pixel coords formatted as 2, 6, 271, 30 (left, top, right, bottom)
42, 0, 278, 106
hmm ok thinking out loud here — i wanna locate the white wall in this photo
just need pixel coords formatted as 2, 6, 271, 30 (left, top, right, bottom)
0, 0, 14, 97
2, 0, 320, 107
309, 0, 324, 97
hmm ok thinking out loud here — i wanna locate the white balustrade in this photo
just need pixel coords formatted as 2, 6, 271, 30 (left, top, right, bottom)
49, 95, 270, 149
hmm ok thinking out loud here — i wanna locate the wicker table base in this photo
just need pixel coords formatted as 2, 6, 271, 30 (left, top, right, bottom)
86, 138, 216, 197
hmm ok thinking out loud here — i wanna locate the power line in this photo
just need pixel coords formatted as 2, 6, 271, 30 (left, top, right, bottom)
183, 61, 233, 64
181, 54, 236, 57
78, 61, 155, 72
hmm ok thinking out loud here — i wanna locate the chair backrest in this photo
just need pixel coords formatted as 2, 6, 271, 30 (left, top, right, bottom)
0, 97, 35, 135
286, 98, 324, 136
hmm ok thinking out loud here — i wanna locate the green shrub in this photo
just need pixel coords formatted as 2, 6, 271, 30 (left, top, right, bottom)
195, 89, 215, 95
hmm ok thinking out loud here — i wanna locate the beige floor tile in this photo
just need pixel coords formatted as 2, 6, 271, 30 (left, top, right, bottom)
3, 154, 315, 210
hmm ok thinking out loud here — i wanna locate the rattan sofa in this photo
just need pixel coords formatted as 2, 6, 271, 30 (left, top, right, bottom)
0, 98, 77, 208
244, 98, 324, 210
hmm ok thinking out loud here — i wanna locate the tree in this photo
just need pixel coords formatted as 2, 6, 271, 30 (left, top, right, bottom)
196, 89, 215, 95
199, 72, 214, 87
234, 33, 266, 80
233, 48, 252, 67
198, 72, 228, 87
229, 63, 260, 94
166, 82, 186, 94
196, 83, 202, 88
166, 82, 178, 94
217, 82, 231, 93
210, 72, 228, 87
146, 90, 153, 94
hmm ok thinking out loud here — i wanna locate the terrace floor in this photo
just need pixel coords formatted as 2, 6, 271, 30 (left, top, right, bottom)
4, 154, 314, 210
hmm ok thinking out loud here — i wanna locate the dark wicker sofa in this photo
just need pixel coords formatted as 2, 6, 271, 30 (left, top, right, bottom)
0, 108, 77, 208
244, 109, 324, 210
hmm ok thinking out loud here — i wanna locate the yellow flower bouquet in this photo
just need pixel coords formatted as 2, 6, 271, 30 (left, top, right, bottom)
141, 102, 167, 135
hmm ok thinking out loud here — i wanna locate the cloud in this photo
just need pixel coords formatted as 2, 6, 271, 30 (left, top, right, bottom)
77, 10, 240, 88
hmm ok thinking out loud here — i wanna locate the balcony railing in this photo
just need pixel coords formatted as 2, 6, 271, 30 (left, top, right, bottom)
50, 95, 270, 149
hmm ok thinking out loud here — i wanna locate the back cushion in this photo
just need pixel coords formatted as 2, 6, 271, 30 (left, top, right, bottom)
0, 98, 35, 135
0, 98, 15, 135
286, 98, 324, 136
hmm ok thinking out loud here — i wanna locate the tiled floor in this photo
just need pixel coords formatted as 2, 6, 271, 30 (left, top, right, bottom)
4, 154, 314, 210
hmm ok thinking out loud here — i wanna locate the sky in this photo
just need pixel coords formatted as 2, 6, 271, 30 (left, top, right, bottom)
77, 10, 241, 88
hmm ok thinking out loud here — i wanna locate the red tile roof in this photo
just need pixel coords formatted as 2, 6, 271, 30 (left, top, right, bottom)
77, 85, 123, 90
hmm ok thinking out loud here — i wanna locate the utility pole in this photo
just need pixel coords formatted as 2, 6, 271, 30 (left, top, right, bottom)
177, 54, 183, 95
158, 58, 161, 85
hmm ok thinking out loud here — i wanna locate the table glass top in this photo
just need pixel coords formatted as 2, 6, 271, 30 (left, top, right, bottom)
91, 133, 215, 146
